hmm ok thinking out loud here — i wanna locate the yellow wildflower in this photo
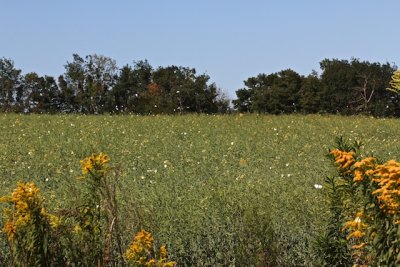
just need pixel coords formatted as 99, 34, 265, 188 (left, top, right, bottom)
162, 262, 176, 267
388, 70, 400, 94
330, 149, 356, 171
134, 229, 154, 250
3, 221, 16, 241
125, 230, 176, 266
1, 182, 45, 240
352, 242, 367, 250
47, 213, 61, 229
343, 212, 368, 243
160, 245, 168, 259
347, 230, 364, 239
146, 259, 156, 266
80, 152, 110, 176
353, 157, 376, 182
124, 230, 154, 261
371, 160, 400, 214
0, 196, 11, 203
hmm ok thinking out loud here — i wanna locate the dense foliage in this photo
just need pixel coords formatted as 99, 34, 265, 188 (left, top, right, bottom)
0, 55, 229, 114
320, 138, 400, 266
0, 153, 176, 266
233, 58, 400, 116
1, 55, 399, 116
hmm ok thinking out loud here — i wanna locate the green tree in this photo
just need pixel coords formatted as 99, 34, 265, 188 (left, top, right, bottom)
20, 73, 61, 113
110, 65, 135, 112
151, 65, 220, 114
235, 69, 302, 114
267, 69, 302, 113
232, 88, 253, 112
85, 54, 118, 113
319, 59, 356, 114
233, 73, 276, 112
318, 58, 397, 116
0, 58, 22, 112
126, 60, 153, 113
21, 72, 41, 112
42, 76, 62, 113
63, 54, 86, 112
350, 59, 396, 116
62, 54, 117, 113
58, 75, 76, 112
299, 71, 322, 113
215, 88, 231, 113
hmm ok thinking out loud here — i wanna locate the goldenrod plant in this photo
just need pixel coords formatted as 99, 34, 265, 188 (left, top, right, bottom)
73, 152, 124, 266
388, 70, 400, 94
124, 229, 175, 267
323, 138, 400, 266
0, 182, 53, 266
0, 153, 175, 266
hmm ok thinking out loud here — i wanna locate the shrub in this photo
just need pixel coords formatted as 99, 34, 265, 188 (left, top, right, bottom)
322, 137, 400, 266
0, 153, 175, 266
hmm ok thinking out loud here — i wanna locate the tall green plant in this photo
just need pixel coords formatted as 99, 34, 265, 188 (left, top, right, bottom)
73, 152, 124, 266
388, 70, 400, 94
0, 153, 126, 266
322, 138, 400, 266
0, 182, 52, 266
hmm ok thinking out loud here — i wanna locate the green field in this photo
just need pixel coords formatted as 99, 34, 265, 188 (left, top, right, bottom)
1, 114, 400, 266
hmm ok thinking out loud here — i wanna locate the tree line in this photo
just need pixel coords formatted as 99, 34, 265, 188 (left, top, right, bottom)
233, 58, 400, 117
0, 54, 230, 114
1, 55, 399, 116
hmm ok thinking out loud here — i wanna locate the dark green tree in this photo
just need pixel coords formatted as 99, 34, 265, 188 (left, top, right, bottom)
0, 58, 22, 112
151, 65, 220, 113
233, 73, 276, 112
215, 88, 231, 113
62, 54, 117, 113
20, 73, 60, 113
232, 88, 253, 112
85, 54, 118, 113
42, 76, 62, 113
318, 58, 398, 116
58, 75, 76, 112
63, 54, 86, 112
349, 59, 397, 116
126, 60, 152, 113
234, 69, 302, 114
21, 72, 41, 112
319, 59, 356, 114
109, 65, 135, 112
299, 71, 322, 113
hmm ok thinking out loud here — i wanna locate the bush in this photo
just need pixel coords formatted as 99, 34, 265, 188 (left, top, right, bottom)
321, 137, 400, 266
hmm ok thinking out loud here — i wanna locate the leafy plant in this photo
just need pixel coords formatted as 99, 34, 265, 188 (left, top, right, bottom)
323, 137, 400, 266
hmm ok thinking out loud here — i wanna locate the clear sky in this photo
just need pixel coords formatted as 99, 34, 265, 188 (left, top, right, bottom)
1, 1, 399, 99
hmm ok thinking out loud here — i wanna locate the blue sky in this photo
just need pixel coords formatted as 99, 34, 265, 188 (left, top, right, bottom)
1, 1, 399, 98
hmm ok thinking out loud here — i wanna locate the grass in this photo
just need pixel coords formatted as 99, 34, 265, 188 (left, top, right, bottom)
0, 113, 399, 266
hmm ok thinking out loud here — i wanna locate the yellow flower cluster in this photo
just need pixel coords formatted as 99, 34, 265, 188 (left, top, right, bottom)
125, 230, 175, 267
331, 140, 400, 264
388, 70, 400, 94
371, 160, 400, 215
330, 149, 356, 172
353, 157, 376, 182
80, 152, 110, 176
334, 151, 400, 214
0, 182, 47, 240
343, 212, 368, 250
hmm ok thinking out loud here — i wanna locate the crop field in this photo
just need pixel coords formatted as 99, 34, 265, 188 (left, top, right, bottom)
1, 114, 400, 266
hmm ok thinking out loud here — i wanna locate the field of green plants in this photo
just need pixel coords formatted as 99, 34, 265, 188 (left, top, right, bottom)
1, 114, 400, 266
